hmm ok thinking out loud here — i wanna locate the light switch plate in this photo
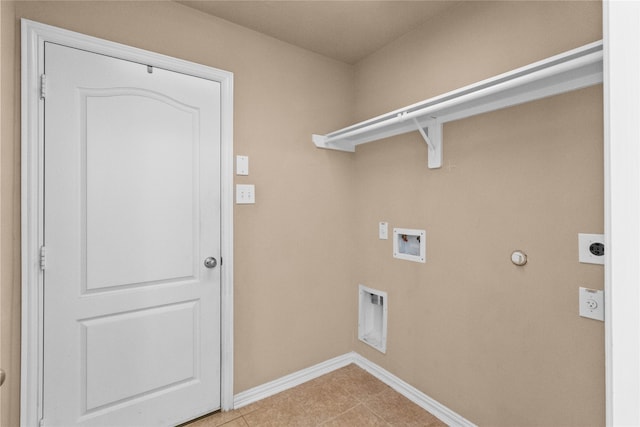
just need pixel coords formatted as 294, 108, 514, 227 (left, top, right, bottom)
236, 184, 255, 204
578, 233, 605, 265
236, 155, 249, 176
579, 287, 604, 321
379, 222, 388, 240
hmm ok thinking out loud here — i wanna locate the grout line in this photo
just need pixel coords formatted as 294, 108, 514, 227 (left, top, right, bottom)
361, 397, 388, 424
317, 401, 393, 427
316, 402, 361, 426
316, 366, 394, 426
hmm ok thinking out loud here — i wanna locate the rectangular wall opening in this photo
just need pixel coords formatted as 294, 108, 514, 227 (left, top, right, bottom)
393, 228, 426, 263
358, 285, 388, 353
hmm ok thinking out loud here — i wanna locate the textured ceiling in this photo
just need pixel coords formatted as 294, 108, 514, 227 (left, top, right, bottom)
178, 1, 460, 64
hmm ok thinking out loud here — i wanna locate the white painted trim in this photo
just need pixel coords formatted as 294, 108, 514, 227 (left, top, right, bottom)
233, 352, 475, 427
20, 19, 235, 425
603, 2, 640, 426
218, 37, 235, 414
20, 19, 45, 427
233, 353, 355, 409
603, 5, 611, 425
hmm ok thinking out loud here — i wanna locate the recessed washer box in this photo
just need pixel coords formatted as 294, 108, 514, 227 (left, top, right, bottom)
393, 228, 426, 263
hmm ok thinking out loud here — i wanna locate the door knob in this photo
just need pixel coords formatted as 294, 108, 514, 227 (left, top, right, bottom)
204, 257, 217, 269
0, 369, 5, 387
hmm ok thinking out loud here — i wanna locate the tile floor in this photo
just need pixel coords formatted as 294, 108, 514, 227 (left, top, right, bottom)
183, 364, 446, 426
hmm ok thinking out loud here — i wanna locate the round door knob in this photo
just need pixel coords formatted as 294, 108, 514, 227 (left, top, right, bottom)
204, 257, 218, 269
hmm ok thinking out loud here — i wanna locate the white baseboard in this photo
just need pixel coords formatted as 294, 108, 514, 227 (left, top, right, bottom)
233, 352, 354, 409
351, 354, 476, 427
233, 351, 476, 427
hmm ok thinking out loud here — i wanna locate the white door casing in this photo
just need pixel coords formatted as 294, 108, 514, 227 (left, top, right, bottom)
21, 20, 235, 426
603, 1, 640, 425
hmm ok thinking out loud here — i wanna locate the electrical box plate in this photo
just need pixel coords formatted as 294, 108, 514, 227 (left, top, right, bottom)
379, 222, 388, 240
236, 155, 249, 176
578, 233, 605, 265
236, 184, 255, 204
579, 287, 604, 321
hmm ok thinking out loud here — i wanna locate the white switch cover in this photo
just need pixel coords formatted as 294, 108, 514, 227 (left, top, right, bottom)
579, 287, 604, 321
236, 184, 255, 204
236, 155, 249, 176
578, 233, 605, 265
379, 222, 388, 240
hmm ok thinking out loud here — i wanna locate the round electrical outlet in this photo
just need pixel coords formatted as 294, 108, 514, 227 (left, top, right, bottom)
589, 242, 604, 257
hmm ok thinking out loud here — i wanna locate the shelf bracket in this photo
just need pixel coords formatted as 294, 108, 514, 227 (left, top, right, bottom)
412, 117, 442, 169
312, 134, 355, 153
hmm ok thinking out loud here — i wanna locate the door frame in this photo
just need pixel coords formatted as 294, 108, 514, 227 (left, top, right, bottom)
603, 2, 640, 425
20, 19, 235, 426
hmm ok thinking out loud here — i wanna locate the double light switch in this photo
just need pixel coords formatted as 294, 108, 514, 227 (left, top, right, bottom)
236, 155, 254, 204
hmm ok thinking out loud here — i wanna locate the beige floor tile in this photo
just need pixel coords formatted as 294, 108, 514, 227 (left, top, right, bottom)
219, 417, 249, 427
242, 397, 314, 427
243, 378, 360, 426
237, 398, 267, 416
320, 403, 389, 426
364, 387, 446, 426
186, 364, 445, 427
295, 379, 360, 424
339, 365, 391, 400
183, 410, 244, 427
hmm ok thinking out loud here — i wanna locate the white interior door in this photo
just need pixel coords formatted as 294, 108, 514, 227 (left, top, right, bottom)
42, 42, 221, 426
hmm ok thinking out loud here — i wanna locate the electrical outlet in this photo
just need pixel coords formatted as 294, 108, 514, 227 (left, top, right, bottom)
579, 287, 604, 321
236, 184, 255, 204
578, 233, 605, 265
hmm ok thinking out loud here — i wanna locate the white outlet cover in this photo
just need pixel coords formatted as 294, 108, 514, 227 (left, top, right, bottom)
379, 222, 388, 240
578, 233, 605, 265
579, 287, 604, 321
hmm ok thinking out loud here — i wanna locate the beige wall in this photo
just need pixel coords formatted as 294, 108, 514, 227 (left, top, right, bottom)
0, 2, 356, 425
1, 1, 20, 426
1, 1, 605, 427
352, 1, 604, 426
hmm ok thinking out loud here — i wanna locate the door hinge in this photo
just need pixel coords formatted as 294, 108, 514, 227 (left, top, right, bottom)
39, 418, 45, 427
220, 257, 223, 266
40, 74, 47, 99
39, 246, 47, 270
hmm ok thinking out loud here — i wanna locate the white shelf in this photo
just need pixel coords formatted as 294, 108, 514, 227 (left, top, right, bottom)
312, 40, 603, 169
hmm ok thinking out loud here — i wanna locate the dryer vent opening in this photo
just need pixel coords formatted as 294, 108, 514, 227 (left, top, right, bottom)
358, 285, 388, 353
